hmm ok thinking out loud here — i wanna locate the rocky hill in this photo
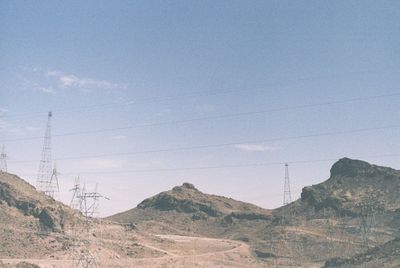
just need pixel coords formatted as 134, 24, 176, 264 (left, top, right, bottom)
0, 171, 78, 232
296, 158, 400, 217
0, 171, 81, 258
110, 182, 271, 223
109, 158, 400, 267
0, 172, 199, 267
0, 173, 265, 267
1, 158, 399, 267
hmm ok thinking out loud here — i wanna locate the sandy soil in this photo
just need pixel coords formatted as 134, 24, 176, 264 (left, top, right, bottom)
0, 233, 262, 268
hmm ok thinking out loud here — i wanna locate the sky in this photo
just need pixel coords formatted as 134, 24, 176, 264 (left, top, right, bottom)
1, 1, 400, 216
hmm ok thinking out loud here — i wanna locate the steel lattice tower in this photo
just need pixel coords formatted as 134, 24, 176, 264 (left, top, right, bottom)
78, 183, 110, 219
48, 163, 60, 198
70, 176, 82, 210
70, 182, 109, 268
0, 144, 7, 172
283, 163, 292, 205
36, 112, 59, 197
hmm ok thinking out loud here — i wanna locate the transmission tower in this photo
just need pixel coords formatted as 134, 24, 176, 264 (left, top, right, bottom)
70, 176, 82, 210
271, 163, 298, 266
71, 182, 109, 268
283, 163, 292, 205
78, 183, 110, 219
76, 251, 98, 268
358, 198, 379, 249
36, 112, 59, 198
0, 144, 7, 172
48, 163, 60, 198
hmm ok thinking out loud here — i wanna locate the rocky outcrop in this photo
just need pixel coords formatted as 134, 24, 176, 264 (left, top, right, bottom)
138, 190, 221, 217
298, 158, 400, 216
0, 173, 75, 232
324, 237, 400, 267
330, 157, 398, 178
107, 159, 399, 266
300, 185, 351, 214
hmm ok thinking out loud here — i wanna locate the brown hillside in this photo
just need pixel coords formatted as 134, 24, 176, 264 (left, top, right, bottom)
108, 158, 400, 267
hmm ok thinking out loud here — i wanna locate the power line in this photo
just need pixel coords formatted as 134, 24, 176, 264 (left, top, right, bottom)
2, 92, 400, 143
8, 91, 400, 122
3, 67, 400, 120
8, 124, 400, 164
15, 153, 400, 177
2, 86, 247, 120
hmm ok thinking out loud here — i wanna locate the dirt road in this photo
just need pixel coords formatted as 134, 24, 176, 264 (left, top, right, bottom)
0, 234, 262, 268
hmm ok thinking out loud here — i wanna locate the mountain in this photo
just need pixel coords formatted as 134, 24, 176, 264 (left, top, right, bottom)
0, 171, 79, 258
109, 158, 400, 267
0, 172, 79, 230
1, 158, 399, 267
108, 182, 274, 246
297, 157, 400, 216
110, 182, 271, 223
137, 182, 269, 216
0, 173, 261, 267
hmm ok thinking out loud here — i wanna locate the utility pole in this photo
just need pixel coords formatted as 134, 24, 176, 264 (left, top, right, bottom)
47, 163, 60, 198
283, 163, 292, 205
0, 144, 7, 172
277, 163, 297, 266
70, 176, 82, 210
78, 183, 110, 219
71, 182, 109, 268
76, 252, 98, 268
358, 198, 378, 249
36, 112, 59, 198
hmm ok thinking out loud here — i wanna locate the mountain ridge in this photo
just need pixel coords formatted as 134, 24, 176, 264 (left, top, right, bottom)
1, 157, 399, 267
108, 157, 400, 267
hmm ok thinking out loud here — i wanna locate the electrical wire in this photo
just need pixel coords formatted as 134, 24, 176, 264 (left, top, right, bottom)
14, 153, 400, 177
4, 66, 399, 120
2, 92, 400, 143
7, 124, 400, 164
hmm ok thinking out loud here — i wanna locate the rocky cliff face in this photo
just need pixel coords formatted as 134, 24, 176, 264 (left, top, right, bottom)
299, 158, 400, 216
0, 172, 83, 258
0, 172, 77, 232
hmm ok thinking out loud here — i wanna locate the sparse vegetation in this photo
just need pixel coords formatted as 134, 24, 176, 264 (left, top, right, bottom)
0, 158, 399, 267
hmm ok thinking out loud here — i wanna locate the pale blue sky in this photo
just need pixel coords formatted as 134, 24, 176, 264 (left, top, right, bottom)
1, 1, 400, 216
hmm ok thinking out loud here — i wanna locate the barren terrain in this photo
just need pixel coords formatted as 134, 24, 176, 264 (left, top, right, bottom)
1, 158, 400, 267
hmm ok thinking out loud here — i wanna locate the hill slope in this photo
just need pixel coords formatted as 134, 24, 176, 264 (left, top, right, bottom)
110, 182, 271, 223
0, 171, 78, 231
324, 237, 400, 268
0, 172, 262, 267
2, 158, 399, 267
109, 158, 400, 267
0, 171, 81, 258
